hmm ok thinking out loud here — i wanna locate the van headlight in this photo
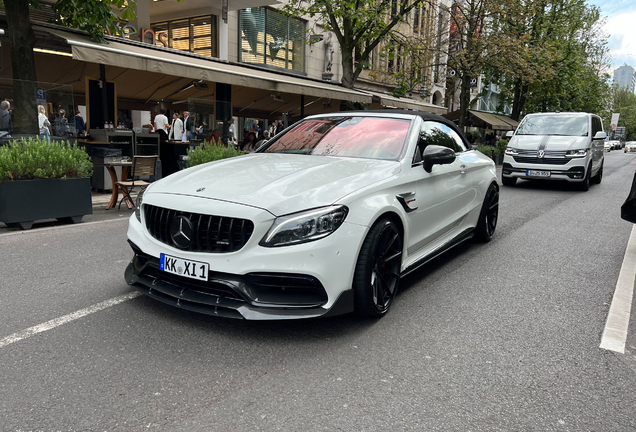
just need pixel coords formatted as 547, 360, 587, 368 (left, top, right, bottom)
260, 205, 349, 247
505, 147, 519, 155
566, 149, 587, 158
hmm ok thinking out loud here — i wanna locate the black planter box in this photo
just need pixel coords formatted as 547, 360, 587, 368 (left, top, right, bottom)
0, 178, 92, 229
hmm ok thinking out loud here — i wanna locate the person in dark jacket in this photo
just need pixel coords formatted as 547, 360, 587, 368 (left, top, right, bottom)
0, 100, 13, 136
74, 110, 86, 136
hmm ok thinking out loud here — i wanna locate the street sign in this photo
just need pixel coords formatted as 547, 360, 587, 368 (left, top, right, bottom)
35, 87, 46, 108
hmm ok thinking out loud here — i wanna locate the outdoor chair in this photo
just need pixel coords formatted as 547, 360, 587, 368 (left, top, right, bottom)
116, 155, 158, 210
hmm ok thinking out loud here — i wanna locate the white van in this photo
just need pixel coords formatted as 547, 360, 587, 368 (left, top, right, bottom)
502, 112, 606, 191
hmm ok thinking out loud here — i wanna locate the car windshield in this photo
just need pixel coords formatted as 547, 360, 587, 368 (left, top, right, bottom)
516, 114, 589, 136
261, 116, 411, 160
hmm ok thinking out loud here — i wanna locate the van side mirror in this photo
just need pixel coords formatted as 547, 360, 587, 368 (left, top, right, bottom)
594, 131, 607, 140
423, 145, 456, 173
506, 131, 514, 138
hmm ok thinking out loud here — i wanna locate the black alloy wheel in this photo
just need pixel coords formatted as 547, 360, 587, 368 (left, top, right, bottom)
475, 183, 499, 242
353, 218, 403, 318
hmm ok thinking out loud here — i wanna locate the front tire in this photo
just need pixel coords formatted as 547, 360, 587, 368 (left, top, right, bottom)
577, 164, 591, 191
591, 161, 603, 184
474, 183, 499, 242
353, 218, 403, 318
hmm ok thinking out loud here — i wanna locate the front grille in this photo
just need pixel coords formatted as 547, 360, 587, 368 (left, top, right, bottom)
144, 204, 254, 253
512, 156, 570, 165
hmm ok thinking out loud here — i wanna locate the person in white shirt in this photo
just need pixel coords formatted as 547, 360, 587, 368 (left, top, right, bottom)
154, 109, 169, 140
228, 117, 236, 143
168, 112, 183, 141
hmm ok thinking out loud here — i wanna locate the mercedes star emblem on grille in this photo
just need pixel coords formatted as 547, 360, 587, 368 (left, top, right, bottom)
170, 216, 194, 249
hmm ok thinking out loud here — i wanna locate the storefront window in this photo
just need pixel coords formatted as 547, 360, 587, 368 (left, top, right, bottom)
153, 15, 218, 58
239, 8, 305, 74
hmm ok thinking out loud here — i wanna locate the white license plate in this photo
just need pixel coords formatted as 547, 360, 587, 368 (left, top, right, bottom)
160, 253, 209, 281
526, 170, 551, 177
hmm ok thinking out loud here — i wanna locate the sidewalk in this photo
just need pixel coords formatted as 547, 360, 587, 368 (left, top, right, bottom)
91, 190, 138, 210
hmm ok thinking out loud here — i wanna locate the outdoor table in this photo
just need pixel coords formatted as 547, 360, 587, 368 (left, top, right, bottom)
103, 160, 133, 210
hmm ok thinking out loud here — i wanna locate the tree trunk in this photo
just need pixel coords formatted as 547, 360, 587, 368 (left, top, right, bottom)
511, 79, 528, 122
340, 43, 355, 90
5, 0, 38, 135
458, 75, 471, 132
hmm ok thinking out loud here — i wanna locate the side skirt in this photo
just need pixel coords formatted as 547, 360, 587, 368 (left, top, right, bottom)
400, 228, 474, 278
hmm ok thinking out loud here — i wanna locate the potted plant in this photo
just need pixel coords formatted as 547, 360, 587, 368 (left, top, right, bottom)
186, 145, 244, 168
492, 147, 504, 165
0, 137, 93, 229
474, 144, 493, 158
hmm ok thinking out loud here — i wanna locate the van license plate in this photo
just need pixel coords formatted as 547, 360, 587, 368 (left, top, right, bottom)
160, 253, 209, 281
526, 170, 551, 177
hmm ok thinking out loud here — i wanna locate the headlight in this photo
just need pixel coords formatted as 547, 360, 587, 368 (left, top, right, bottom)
135, 188, 145, 222
565, 149, 587, 158
505, 147, 519, 155
260, 205, 349, 247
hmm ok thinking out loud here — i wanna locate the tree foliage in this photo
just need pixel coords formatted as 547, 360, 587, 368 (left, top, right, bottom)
282, 0, 429, 90
52, 0, 137, 42
605, 86, 636, 141
488, 0, 610, 120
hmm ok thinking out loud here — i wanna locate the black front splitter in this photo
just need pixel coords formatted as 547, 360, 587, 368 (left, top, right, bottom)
125, 258, 354, 320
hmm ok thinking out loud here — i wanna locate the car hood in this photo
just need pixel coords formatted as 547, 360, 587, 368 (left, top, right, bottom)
510, 135, 590, 150
148, 153, 402, 216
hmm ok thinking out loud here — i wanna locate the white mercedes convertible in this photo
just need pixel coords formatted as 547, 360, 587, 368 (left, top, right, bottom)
125, 111, 499, 319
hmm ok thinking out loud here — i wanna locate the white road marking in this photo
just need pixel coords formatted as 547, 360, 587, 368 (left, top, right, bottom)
600, 224, 636, 353
0, 217, 129, 238
0, 292, 141, 349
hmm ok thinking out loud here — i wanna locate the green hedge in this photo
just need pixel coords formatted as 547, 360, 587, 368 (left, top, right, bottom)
0, 137, 93, 183
474, 144, 493, 157
186, 145, 244, 168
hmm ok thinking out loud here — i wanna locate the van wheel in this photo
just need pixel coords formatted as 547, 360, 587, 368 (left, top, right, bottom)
591, 162, 603, 184
501, 175, 516, 186
577, 164, 591, 191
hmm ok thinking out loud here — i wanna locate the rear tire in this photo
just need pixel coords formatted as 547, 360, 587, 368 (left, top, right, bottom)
501, 175, 516, 186
353, 218, 403, 318
474, 183, 499, 243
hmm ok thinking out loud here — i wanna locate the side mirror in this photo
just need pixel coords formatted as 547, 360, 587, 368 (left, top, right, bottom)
423, 145, 456, 173
594, 131, 607, 140
506, 131, 514, 138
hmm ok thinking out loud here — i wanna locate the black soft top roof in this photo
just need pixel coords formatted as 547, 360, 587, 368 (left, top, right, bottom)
330, 109, 469, 146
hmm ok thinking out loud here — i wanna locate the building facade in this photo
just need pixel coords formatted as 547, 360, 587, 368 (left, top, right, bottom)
613, 65, 636, 94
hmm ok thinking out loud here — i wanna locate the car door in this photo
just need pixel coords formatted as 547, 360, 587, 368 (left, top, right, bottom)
404, 120, 477, 260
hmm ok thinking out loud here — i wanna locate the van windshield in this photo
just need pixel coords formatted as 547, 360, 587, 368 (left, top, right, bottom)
516, 114, 589, 136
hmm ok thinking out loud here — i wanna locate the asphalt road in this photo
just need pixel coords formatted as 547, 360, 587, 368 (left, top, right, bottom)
1, 150, 636, 431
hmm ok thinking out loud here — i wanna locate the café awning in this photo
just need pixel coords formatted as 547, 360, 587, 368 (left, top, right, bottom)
443, 109, 519, 131
35, 25, 373, 105
362, 89, 447, 115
